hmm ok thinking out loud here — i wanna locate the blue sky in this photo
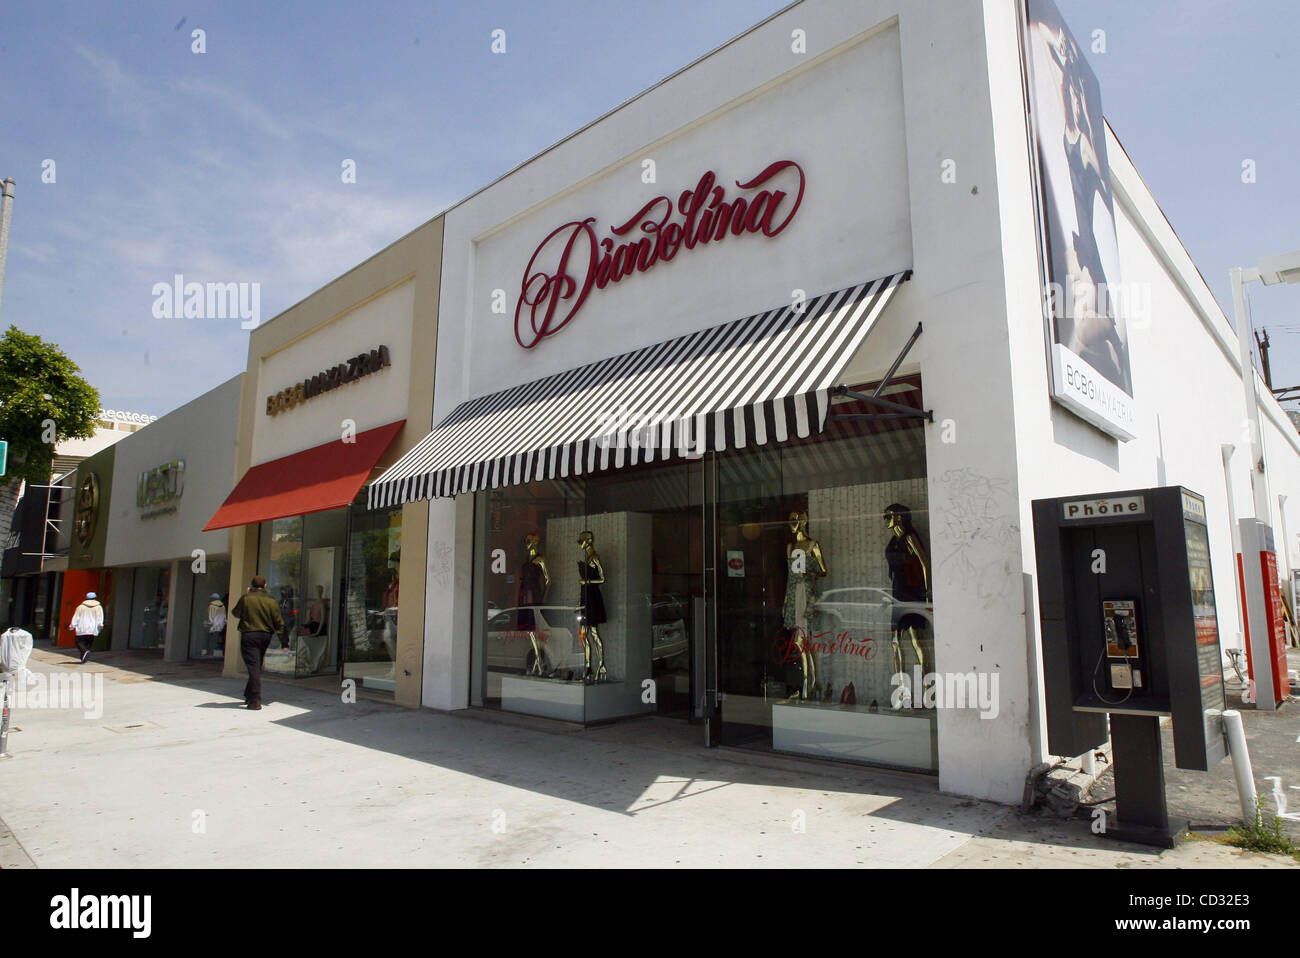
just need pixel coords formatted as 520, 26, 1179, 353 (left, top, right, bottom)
1, 0, 1297, 416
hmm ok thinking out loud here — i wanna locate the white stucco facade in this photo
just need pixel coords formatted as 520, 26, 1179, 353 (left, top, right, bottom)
408, 0, 1300, 803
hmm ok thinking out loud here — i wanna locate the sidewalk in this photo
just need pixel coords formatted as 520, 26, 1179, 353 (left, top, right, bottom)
0, 646, 1293, 869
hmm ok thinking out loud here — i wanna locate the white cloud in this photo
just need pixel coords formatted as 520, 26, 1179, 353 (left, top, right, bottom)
173, 75, 296, 142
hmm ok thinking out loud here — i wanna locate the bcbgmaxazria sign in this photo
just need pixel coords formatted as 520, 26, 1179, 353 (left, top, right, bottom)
266, 345, 391, 416
515, 160, 806, 348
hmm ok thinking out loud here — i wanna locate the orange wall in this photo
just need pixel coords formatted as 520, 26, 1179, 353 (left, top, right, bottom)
58, 569, 113, 649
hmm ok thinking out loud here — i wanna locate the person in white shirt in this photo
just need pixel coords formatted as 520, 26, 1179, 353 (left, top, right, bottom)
69, 592, 104, 664
205, 593, 226, 657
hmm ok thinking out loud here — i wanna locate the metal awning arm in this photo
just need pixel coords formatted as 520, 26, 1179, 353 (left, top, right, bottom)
831, 322, 933, 422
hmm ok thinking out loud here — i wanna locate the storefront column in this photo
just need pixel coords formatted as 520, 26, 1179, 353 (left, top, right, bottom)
109, 570, 132, 650
164, 558, 191, 662
421, 495, 471, 710
395, 498, 428, 707
222, 524, 257, 679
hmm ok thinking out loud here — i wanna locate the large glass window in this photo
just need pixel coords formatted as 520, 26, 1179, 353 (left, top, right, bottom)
468, 375, 933, 773
467, 375, 931, 769
716, 379, 934, 771
255, 510, 346, 678
343, 504, 403, 693
471, 460, 702, 723
259, 516, 302, 676
128, 566, 171, 650
188, 558, 231, 659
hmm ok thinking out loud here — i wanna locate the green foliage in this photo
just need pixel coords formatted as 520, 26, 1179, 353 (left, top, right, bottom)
1224, 799, 1299, 858
0, 325, 101, 485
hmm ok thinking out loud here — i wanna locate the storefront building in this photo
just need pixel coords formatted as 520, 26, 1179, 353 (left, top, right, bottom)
0, 475, 68, 641
102, 376, 241, 661
207, 218, 443, 705
0, 408, 152, 638
366, 0, 1300, 802
61, 444, 118, 650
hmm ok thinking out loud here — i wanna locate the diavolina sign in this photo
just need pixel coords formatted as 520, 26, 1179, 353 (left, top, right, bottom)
514, 160, 806, 348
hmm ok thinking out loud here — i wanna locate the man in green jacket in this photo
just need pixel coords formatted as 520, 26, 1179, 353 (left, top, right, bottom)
231, 575, 288, 710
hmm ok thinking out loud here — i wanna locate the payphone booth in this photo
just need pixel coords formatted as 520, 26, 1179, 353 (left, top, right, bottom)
1032, 486, 1228, 847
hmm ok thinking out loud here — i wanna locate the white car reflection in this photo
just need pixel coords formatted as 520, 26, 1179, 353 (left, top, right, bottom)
486, 606, 586, 676
816, 587, 933, 634
649, 595, 688, 662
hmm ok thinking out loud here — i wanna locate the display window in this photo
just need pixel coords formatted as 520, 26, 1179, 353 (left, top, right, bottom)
188, 558, 231, 659
128, 565, 170, 650
255, 510, 346, 677
469, 376, 932, 770
715, 378, 934, 771
471, 459, 702, 723
343, 503, 403, 693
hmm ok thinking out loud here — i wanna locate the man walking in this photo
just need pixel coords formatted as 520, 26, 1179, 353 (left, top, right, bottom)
230, 575, 287, 710
69, 591, 104, 664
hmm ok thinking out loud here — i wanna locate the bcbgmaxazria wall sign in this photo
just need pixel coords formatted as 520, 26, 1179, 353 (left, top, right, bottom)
265, 345, 392, 416
514, 160, 805, 348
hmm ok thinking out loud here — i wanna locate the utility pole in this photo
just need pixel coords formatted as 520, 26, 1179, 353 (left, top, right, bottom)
1255, 327, 1273, 390
0, 177, 14, 319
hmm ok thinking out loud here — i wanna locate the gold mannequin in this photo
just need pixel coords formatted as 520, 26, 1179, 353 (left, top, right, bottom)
883, 504, 931, 704
782, 510, 827, 703
519, 533, 551, 676
577, 531, 607, 683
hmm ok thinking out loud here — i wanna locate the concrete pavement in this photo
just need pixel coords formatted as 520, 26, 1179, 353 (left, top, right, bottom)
0, 647, 1293, 868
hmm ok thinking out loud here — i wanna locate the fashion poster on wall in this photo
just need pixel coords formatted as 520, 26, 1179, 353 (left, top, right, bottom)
1024, 0, 1136, 441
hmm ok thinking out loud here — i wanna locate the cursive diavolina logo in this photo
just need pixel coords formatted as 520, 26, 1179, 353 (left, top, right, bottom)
514, 160, 806, 349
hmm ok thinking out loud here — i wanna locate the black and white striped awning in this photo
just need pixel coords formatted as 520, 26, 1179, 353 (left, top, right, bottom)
368, 270, 911, 508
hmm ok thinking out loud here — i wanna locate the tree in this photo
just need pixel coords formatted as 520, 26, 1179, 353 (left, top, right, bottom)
0, 325, 100, 486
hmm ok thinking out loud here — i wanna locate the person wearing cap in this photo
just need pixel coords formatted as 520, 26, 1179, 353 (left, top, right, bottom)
69, 592, 105, 664
230, 575, 287, 710
205, 593, 227, 657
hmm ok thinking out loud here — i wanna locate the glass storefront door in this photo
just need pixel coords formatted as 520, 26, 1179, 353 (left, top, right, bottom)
128, 565, 171, 649
188, 558, 231, 659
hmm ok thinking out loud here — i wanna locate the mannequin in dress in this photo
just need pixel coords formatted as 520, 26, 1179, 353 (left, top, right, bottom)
577, 531, 607, 683
883, 503, 931, 702
517, 533, 551, 675
782, 510, 827, 702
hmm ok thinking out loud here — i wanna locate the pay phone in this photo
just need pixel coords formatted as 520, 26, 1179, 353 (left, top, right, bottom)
1101, 599, 1142, 693
1032, 486, 1227, 770
1033, 486, 1230, 847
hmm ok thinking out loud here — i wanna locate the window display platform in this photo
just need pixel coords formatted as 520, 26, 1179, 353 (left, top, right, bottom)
771, 700, 937, 771
500, 675, 652, 723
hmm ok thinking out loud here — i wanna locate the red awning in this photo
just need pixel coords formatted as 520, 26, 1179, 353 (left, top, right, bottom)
204, 420, 405, 531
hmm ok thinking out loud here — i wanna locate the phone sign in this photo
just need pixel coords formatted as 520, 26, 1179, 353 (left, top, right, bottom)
1061, 496, 1145, 520
1181, 491, 1206, 522
726, 550, 745, 578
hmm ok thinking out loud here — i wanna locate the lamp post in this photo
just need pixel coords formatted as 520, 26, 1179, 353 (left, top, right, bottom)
1231, 249, 1300, 709
0, 177, 14, 319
